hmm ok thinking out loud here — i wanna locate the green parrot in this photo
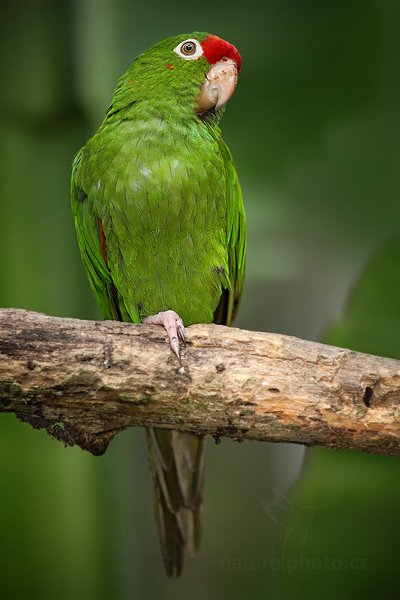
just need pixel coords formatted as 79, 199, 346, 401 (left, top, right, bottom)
71, 32, 246, 577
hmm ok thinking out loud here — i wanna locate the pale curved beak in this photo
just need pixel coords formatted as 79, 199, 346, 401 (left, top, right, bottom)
197, 59, 238, 113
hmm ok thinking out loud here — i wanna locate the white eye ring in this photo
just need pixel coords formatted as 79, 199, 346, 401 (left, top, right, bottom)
173, 38, 203, 61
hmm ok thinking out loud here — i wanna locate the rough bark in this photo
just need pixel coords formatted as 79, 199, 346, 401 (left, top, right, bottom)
0, 308, 399, 457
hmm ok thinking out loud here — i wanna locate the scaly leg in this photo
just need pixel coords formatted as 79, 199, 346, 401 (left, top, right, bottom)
143, 310, 185, 361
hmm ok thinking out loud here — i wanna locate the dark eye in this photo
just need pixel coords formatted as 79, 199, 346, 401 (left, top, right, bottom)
174, 38, 203, 60
181, 41, 196, 55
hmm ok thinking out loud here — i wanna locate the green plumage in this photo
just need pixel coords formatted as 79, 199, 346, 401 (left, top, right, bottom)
71, 32, 246, 577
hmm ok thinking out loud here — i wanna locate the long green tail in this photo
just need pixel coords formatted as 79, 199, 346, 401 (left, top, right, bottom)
147, 428, 204, 578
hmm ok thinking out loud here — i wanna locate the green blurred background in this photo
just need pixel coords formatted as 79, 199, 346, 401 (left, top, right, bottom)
1, 1, 399, 598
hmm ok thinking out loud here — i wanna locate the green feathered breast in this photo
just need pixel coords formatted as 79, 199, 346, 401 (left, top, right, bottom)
71, 31, 246, 578
72, 115, 245, 325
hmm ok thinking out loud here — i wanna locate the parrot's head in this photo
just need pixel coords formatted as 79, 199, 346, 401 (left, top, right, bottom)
113, 32, 242, 120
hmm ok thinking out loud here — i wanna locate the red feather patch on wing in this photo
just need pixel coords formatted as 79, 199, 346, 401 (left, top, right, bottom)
99, 218, 108, 266
201, 35, 242, 73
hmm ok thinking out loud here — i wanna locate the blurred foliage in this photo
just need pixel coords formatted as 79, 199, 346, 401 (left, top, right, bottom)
0, 0, 399, 599
280, 236, 400, 599
326, 235, 400, 359
281, 449, 400, 600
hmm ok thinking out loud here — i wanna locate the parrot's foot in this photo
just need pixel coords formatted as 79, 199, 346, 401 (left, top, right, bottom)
143, 310, 185, 361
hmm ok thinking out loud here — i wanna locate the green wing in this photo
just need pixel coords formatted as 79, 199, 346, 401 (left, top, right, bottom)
214, 138, 246, 325
71, 148, 130, 321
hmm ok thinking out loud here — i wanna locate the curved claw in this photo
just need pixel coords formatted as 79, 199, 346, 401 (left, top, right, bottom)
143, 310, 185, 362
177, 321, 185, 345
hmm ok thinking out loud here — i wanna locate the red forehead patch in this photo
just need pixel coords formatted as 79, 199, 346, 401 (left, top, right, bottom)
201, 35, 242, 73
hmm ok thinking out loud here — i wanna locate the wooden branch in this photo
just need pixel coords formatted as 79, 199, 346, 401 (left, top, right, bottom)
0, 308, 399, 457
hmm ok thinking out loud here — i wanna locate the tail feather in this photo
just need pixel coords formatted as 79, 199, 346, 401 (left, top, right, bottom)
147, 428, 204, 578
